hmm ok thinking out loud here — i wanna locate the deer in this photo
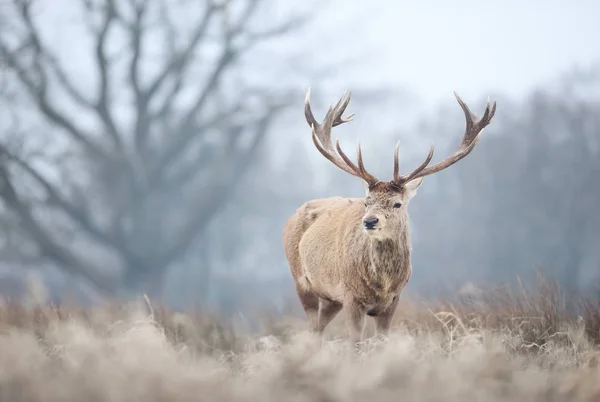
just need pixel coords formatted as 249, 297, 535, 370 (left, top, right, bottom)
282, 88, 496, 346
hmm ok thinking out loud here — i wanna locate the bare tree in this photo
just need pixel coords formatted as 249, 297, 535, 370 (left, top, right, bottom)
0, 0, 311, 298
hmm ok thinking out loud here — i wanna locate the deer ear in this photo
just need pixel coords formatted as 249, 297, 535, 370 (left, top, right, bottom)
362, 180, 370, 196
403, 177, 424, 200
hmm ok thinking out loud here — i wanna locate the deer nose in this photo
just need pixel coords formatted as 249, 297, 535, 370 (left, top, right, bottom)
363, 217, 379, 230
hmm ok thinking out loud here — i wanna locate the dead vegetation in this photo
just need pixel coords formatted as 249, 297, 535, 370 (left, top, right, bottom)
0, 274, 600, 401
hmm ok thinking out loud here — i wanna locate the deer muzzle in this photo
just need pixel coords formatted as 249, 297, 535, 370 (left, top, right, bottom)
363, 216, 379, 230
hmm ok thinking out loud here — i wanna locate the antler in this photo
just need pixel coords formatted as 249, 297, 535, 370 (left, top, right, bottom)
304, 88, 379, 186
393, 92, 496, 186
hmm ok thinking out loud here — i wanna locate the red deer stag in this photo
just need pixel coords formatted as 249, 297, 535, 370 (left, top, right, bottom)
283, 88, 496, 346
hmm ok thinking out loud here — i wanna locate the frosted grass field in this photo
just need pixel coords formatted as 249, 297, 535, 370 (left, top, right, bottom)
1, 277, 600, 401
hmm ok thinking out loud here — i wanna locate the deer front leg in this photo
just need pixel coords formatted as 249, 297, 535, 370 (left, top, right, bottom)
374, 295, 399, 336
296, 287, 320, 333
344, 298, 365, 346
317, 298, 343, 334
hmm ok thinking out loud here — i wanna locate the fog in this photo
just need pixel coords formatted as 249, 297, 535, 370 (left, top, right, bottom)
0, 0, 599, 314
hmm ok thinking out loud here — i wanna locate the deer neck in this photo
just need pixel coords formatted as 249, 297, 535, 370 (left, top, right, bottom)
366, 222, 412, 280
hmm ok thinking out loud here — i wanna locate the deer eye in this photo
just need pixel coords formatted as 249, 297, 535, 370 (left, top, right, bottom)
393, 202, 402, 208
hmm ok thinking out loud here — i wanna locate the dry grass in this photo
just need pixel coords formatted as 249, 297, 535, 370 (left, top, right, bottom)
1, 275, 600, 401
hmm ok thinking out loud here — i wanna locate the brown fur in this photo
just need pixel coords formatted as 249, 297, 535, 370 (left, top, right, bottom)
283, 180, 422, 344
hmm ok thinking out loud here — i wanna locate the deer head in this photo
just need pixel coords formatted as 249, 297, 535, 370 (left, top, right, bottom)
304, 88, 496, 239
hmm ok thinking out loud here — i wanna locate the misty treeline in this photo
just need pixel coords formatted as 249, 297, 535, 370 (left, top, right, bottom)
0, 0, 599, 312
409, 71, 600, 298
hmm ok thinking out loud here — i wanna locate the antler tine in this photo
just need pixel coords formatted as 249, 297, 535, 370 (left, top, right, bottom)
394, 142, 435, 184
304, 88, 379, 185
357, 141, 379, 185
395, 93, 496, 185
304, 87, 349, 152
311, 130, 355, 175
332, 91, 355, 127
392, 140, 435, 184
454, 91, 496, 146
304, 87, 319, 128
335, 139, 360, 174
334, 139, 379, 186
393, 141, 400, 183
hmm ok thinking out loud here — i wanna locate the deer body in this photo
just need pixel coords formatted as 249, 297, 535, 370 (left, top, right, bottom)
285, 195, 412, 300
283, 89, 496, 345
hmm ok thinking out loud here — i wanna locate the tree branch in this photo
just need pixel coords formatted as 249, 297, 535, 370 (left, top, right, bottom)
0, 146, 134, 258
162, 125, 244, 190
0, 160, 115, 294
152, 103, 282, 269
83, 0, 124, 148
147, 46, 236, 176
126, 0, 150, 154
0, 5, 109, 159
150, 98, 245, 183
141, 2, 217, 117
17, 0, 95, 109
9, 0, 126, 153
149, 2, 308, 175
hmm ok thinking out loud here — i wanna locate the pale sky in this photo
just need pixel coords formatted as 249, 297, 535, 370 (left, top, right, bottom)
313, 0, 600, 108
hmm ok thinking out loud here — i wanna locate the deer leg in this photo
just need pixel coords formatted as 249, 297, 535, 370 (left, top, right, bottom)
374, 295, 399, 336
317, 298, 343, 333
344, 298, 365, 346
297, 289, 320, 333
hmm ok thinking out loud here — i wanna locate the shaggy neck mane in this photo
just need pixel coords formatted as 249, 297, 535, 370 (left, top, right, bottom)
366, 220, 412, 278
